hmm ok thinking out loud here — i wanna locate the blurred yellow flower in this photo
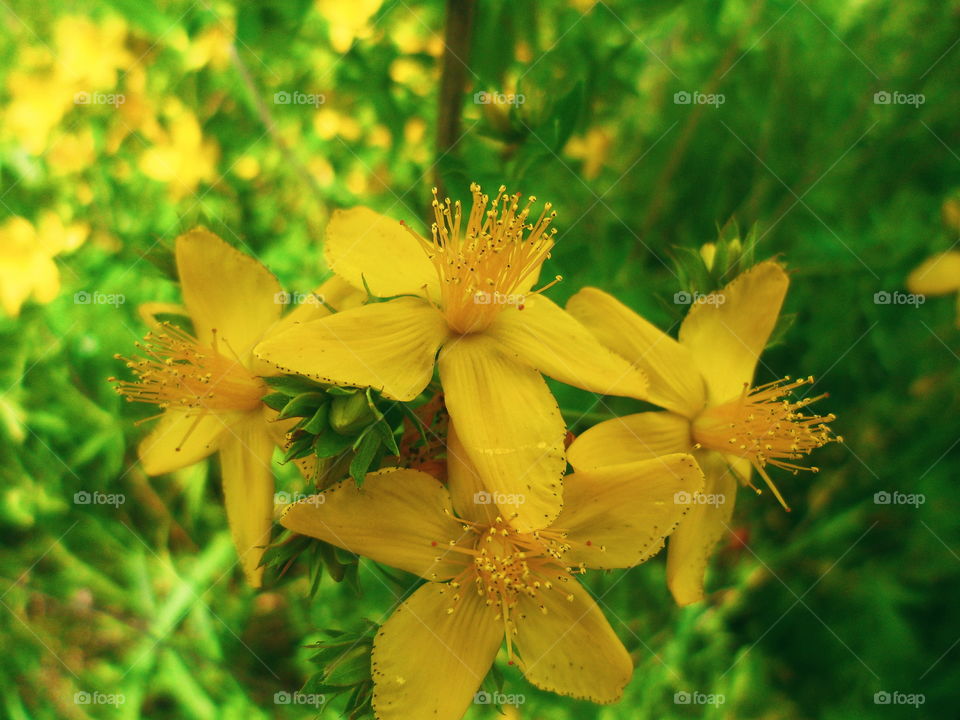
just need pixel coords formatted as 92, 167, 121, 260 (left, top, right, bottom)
231, 155, 261, 180
108, 66, 162, 152
139, 102, 220, 199
564, 127, 613, 181
3, 15, 130, 155
184, 23, 235, 72
566, 262, 839, 605
313, 108, 362, 142
47, 128, 97, 175
389, 57, 434, 95
315, 0, 384, 53
53, 15, 131, 90
0, 213, 88, 317
4, 68, 75, 154
390, 15, 443, 56
907, 251, 960, 326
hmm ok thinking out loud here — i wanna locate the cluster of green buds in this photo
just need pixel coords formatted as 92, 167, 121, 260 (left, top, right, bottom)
673, 220, 758, 298
262, 376, 404, 486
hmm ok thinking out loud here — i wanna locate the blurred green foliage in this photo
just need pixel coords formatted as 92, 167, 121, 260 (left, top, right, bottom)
1, 0, 959, 718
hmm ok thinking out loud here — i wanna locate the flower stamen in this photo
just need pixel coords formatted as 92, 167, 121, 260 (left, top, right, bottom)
110, 322, 266, 414
691, 376, 840, 511
405, 183, 560, 334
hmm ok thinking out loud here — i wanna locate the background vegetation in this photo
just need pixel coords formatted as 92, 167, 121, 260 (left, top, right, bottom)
1, 0, 958, 718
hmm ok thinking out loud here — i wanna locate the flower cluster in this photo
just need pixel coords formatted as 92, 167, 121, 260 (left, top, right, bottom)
112, 183, 838, 720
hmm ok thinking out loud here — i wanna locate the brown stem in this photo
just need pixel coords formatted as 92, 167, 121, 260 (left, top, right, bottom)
435, 0, 476, 201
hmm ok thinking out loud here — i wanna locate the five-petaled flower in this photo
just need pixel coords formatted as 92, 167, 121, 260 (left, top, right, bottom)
565, 261, 839, 605
280, 425, 703, 720
255, 183, 649, 531
111, 229, 359, 585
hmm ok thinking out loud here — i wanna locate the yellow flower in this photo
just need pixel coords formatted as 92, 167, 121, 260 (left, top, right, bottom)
315, 0, 384, 53
907, 251, 960, 327
139, 102, 219, 199
0, 214, 88, 316
565, 261, 839, 605
111, 229, 356, 585
53, 15, 131, 90
47, 127, 97, 175
281, 425, 703, 720
3, 67, 75, 155
255, 184, 649, 531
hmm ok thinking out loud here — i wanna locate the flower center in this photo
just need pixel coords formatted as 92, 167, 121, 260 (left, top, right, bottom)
442, 516, 575, 663
406, 183, 561, 334
111, 322, 266, 414
691, 376, 840, 510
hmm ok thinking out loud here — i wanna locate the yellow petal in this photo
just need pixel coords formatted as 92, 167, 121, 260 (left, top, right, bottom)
138, 410, 232, 475
566, 287, 705, 417
280, 468, 468, 580
267, 274, 367, 338
907, 251, 960, 296
325, 206, 437, 297
514, 570, 632, 703
175, 228, 283, 360
30, 255, 61, 304
254, 275, 368, 376
445, 422, 499, 525
438, 334, 565, 531
255, 297, 448, 401
679, 260, 789, 404
218, 415, 276, 587
567, 411, 692, 471
666, 451, 739, 606
372, 582, 502, 720
554, 453, 704, 569
488, 294, 649, 398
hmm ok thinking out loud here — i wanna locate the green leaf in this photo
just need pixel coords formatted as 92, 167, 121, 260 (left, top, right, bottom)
313, 431, 355, 459
261, 392, 289, 412
303, 403, 330, 434
278, 392, 328, 420
349, 430, 381, 484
